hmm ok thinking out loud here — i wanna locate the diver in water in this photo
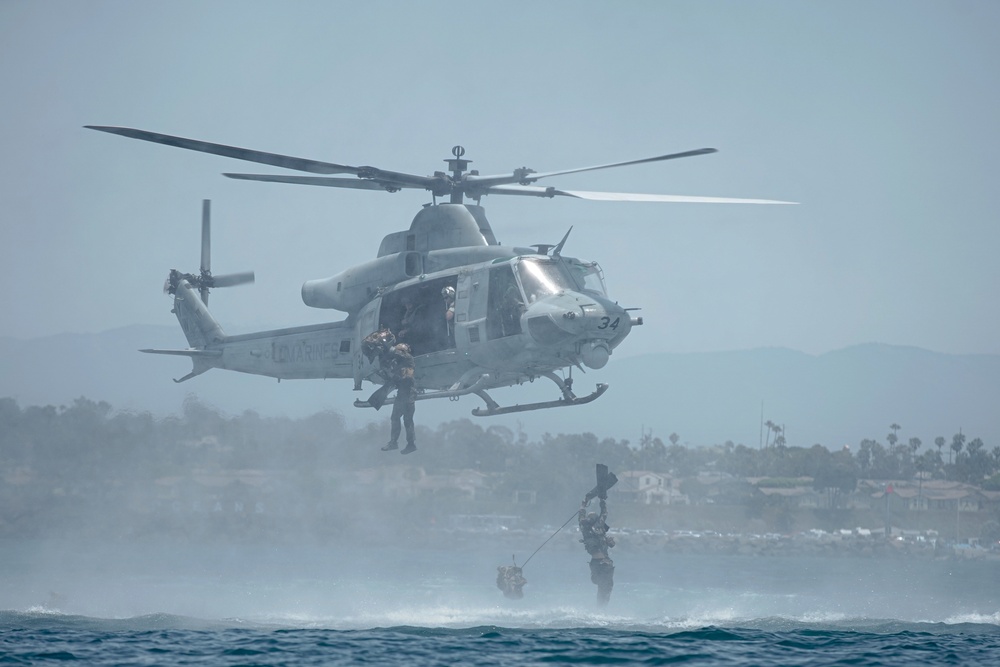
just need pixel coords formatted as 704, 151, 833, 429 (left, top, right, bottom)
496, 560, 527, 599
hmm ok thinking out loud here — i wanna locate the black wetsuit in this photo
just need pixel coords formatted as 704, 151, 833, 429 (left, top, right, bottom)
385, 344, 416, 450
579, 498, 615, 605
496, 565, 527, 599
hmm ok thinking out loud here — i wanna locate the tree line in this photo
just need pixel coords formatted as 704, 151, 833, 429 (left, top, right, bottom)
2, 396, 997, 496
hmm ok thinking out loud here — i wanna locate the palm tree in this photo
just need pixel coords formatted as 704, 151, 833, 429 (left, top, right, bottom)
770, 422, 783, 449
888, 423, 901, 453
951, 431, 966, 465
935, 436, 946, 462
965, 437, 988, 483
764, 420, 775, 449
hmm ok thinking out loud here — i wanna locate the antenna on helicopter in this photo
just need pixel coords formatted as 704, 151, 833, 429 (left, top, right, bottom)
164, 200, 255, 305
531, 226, 573, 256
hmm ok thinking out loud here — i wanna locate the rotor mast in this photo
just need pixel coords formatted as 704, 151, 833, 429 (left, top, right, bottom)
445, 145, 470, 204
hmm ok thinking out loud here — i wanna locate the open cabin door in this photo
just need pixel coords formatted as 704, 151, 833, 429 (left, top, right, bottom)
375, 277, 458, 357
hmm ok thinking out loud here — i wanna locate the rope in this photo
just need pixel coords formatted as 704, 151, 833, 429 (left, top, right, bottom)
520, 507, 580, 570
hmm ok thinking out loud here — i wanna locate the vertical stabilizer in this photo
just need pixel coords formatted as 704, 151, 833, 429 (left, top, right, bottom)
172, 279, 226, 348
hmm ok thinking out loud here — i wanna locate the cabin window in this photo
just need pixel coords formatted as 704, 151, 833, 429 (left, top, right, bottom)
486, 265, 523, 340
404, 252, 422, 276
339, 340, 351, 353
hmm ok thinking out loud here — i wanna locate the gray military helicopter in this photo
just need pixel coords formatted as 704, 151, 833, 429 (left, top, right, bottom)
86, 126, 793, 415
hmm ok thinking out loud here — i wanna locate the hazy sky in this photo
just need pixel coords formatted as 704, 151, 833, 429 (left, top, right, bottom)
2, 1, 998, 357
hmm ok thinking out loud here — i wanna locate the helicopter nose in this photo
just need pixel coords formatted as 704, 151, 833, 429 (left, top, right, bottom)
523, 292, 633, 366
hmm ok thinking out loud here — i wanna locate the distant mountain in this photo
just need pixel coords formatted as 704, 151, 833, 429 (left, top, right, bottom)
1, 326, 996, 448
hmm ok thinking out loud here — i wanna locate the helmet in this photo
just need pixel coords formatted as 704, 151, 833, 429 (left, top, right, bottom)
587, 512, 598, 522
441, 286, 455, 298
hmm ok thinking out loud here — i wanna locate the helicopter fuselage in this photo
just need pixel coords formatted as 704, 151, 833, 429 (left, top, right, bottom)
158, 204, 638, 412
175, 249, 634, 390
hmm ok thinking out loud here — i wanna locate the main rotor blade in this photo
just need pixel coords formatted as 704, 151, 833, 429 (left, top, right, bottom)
223, 173, 422, 191
553, 189, 798, 204
212, 271, 255, 288
85, 126, 360, 175
519, 148, 718, 184
481, 185, 797, 204
463, 149, 717, 189
201, 199, 211, 275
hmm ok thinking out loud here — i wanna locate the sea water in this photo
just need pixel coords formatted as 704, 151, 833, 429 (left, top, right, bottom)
2, 539, 998, 665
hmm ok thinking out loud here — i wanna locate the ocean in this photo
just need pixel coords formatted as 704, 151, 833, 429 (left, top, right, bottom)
2, 539, 998, 665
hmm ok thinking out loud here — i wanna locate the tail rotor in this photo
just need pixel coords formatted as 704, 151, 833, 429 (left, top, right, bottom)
165, 199, 255, 304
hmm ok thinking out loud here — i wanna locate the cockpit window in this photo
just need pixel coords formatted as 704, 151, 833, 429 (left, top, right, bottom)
567, 260, 607, 296
516, 258, 577, 304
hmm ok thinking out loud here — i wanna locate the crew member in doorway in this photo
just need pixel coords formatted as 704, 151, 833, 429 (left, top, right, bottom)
441, 285, 456, 345
396, 294, 422, 350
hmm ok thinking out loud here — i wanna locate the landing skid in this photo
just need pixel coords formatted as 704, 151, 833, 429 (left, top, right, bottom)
354, 370, 608, 416
470, 382, 608, 416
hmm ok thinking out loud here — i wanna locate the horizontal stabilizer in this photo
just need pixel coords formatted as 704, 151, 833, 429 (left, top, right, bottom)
141, 347, 220, 383
139, 348, 222, 357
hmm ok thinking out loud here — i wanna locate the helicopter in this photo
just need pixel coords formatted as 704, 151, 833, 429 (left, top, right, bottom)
86, 126, 794, 416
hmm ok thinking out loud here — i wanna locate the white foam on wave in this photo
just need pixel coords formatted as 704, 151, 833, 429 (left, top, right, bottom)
943, 611, 1000, 626
22, 605, 66, 616
794, 611, 850, 623
243, 603, 644, 630
230, 593, 872, 632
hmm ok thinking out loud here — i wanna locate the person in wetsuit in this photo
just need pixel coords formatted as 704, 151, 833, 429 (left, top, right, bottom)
380, 342, 416, 455
496, 563, 527, 599
579, 495, 615, 606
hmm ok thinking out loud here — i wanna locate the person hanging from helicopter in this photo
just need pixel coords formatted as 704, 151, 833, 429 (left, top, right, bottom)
362, 328, 417, 454
579, 464, 618, 606
441, 285, 456, 346
381, 341, 417, 454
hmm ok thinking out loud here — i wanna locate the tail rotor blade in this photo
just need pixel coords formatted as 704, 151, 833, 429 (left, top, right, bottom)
201, 200, 211, 275
212, 271, 255, 288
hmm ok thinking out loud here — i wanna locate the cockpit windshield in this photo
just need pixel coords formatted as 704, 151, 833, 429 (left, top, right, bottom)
516, 258, 578, 304
566, 259, 607, 296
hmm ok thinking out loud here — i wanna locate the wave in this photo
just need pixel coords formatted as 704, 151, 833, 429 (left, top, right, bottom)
4, 607, 999, 635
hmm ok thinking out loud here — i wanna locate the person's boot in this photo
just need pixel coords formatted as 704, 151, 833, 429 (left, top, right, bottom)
381, 442, 399, 451
401, 442, 417, 455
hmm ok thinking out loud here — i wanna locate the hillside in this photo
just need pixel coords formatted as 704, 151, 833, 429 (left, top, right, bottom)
1, 326, 996, 447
